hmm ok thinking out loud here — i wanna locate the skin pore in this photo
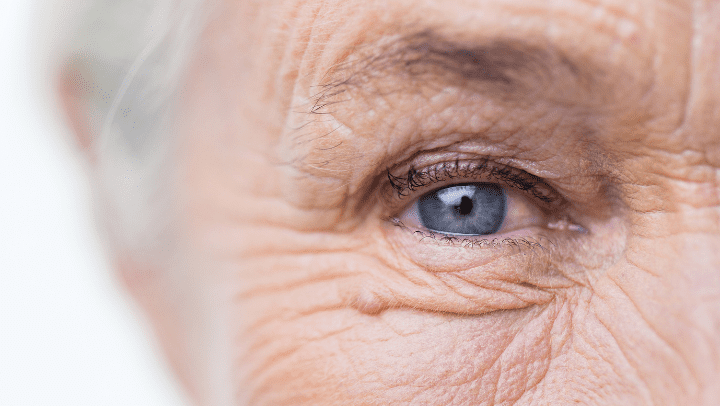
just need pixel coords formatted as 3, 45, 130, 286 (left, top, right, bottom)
78, 0, 720, 404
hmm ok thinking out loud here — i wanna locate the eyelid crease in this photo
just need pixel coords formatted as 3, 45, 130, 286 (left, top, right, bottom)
386, 157, 567, 211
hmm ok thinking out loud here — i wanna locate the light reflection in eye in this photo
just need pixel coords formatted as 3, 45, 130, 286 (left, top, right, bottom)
417, 183, 506, 235
388, 158, 574, 239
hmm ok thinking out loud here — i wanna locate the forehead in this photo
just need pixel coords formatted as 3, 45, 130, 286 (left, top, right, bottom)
215, 0, 691, 116
189, 0, 720, 167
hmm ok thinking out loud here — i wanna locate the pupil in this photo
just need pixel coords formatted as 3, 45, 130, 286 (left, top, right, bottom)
455, 195, 474, 215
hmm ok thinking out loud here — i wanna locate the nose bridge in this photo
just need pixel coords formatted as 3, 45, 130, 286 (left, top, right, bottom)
661, 0, 720, 286
674, 199, 720, 274
611, 145, 720, 293
667, 1, 720, 166
596, 166, 720, 399
623, 161, 720, 315
662, 202, 720, 393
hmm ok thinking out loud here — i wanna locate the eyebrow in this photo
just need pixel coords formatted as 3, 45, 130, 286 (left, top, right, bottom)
289, 29, 598, 197
311, 29, 586, 110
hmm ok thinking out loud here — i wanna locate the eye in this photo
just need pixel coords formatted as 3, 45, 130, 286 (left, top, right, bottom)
415, 183, 506, 235
398, 182, 547, 237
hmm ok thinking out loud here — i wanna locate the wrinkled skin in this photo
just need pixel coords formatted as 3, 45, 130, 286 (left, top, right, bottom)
66, 0, 720, 405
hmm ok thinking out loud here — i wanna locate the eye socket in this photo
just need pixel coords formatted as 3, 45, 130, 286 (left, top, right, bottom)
386, 158, 579, 240
397, 182, 548, 237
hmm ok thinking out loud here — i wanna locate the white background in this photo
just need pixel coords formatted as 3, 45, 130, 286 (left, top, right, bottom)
0, 1, 190, 405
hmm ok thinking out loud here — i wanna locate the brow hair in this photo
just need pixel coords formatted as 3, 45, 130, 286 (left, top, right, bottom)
309, 29, 584, 113
381, 30, 556, 85
294, 29, 589, 180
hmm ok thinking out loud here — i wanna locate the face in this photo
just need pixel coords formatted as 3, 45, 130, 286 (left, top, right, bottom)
114, 0, 720, 404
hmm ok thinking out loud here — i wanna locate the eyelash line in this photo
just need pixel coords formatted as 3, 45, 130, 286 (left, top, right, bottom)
389, 217, 557, 252
386, 157, 565, 208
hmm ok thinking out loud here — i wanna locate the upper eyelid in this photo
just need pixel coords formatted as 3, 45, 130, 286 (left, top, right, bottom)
385, 158, 567, 211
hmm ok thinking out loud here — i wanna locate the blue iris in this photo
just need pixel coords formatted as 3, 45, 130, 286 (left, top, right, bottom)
417, 183, 506, 235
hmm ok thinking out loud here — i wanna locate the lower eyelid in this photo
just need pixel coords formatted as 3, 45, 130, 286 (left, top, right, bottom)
376, 158, 590, 294
365, 223, 575, 313
390, 217, 556, 255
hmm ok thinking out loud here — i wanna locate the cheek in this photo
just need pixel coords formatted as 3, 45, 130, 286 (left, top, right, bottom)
171, 111, 655, 404
174, 161, 610, 404
229, 259, 567, 406
219, 236, 666, 406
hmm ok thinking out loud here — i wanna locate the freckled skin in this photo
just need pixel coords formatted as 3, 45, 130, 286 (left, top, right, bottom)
72, 0, 720, 405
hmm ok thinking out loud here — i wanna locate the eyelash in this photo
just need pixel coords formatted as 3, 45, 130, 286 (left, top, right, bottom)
386, 157, 565, 208
389, 216, 556, 251
384, 157, 574, 249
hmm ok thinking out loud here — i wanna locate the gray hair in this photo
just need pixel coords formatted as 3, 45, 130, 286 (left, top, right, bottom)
54, 0, 214, 262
